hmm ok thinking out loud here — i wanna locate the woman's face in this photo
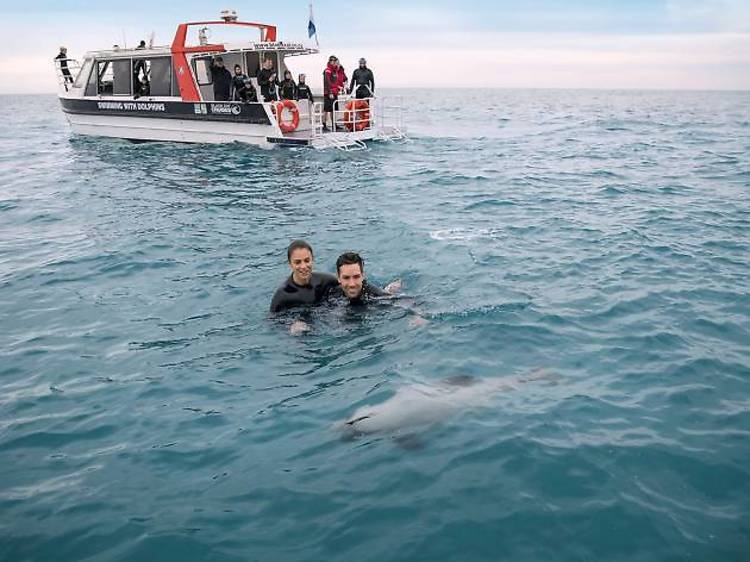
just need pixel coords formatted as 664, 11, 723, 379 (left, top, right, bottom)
289, 248, 313, 285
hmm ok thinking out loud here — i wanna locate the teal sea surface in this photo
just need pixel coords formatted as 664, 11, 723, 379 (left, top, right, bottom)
1, 90, 749, 561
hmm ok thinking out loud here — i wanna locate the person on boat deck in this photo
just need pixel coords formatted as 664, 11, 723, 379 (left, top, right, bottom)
270, 240, 339, 314
55, 47, 73, 86
231, 64, 257, 103
348, 58, 375, 99
135, 40, 146, 50
279, 71, 297, 100
256, 57, 279, 102
323, 55, 346, 131
208, 56, 232, 101
296, 74, 314, 103
134, 77, 150, 98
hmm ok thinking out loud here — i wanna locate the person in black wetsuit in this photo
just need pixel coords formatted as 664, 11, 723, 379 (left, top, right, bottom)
278, 71, 297, 100
231, 64, 257, 102
256, 57, 279, 102
296, 74, 314, 102
55, 47, 73, 88
270, 240, 339, 314
329, 252, 391, 306
208, 56, 232, 101
329, 252, 429, 328
348, 58, 375, 99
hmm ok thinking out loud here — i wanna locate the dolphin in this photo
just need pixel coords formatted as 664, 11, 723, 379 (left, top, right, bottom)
336, 370, 554, 446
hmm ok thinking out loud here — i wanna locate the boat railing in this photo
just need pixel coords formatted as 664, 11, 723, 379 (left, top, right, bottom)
54, 58, 82, 92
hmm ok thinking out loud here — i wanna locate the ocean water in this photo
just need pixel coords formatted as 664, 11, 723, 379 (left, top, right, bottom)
1, 89, 749, 561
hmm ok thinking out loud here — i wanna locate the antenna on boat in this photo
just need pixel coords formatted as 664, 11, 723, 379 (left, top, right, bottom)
198, 26, 210, 45
148, 31, 155, 49
220, 9, 238, 22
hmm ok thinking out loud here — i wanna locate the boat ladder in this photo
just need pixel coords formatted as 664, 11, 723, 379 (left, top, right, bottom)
311, 132, 367, 151
376, 126, 407, 143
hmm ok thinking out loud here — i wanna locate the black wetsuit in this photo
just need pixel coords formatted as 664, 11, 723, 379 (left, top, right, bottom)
231, 74, 257, 102
328, 280, 390, 306
56, 52, 73, 84
349, 67, 375, 99
296, 83, 314, 102
257, 68, 279, 102
279, 79, 297, 100
210, 64, 232, 101
270, 272, 339, 313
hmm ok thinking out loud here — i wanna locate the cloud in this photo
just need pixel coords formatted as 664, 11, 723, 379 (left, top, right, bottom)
665, 0, 750, 32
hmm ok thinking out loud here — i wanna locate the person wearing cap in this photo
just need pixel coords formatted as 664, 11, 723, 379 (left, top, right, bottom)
208, 56, 232, 101
348, 58, 375, 99
55, 47, 73, 87
323, 55, 346, 131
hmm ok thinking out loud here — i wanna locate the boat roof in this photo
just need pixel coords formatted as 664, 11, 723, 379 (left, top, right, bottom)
85, 16, 317, 59
85, 42, 316, 59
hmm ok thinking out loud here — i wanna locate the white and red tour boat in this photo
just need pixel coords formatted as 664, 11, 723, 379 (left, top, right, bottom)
54, 10, 404, 150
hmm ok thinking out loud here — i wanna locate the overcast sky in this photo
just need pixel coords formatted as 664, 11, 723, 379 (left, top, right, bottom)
3, 0, 750, 93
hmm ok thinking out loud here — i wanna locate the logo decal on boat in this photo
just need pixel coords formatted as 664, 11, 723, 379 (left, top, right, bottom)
210, 103, 241, 116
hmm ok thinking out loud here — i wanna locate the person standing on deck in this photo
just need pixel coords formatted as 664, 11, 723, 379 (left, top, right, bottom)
348, 58, 375, 99
296, 74, 314, 103
257, 57, 279, 102
278, 71, 297, 100
55, 47, 73, 88
323, 56, 346, 131
231, 64, 257, 102
208, 56, 232, 101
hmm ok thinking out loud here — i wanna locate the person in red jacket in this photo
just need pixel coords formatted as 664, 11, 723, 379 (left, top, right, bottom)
322, 55, 347, 131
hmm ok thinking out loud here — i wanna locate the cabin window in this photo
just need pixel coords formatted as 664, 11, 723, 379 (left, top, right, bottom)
171, 65, 181, 97
75, 58, 93, 90
193, 57, 212, 86
85, 60, 98, 96
148, 58, 172, 96
112, 60, 132, 95
96, 61, 113, 95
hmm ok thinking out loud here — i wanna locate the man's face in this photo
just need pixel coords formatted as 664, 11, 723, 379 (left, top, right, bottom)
234, 67, 242, 75
289, 248, 313, 285
338, 263, 364, 299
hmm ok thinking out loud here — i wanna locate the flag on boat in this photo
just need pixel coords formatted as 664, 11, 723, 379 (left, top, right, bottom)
308, 3, 318, 43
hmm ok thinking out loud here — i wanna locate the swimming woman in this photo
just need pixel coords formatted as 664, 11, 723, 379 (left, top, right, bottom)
269, 240, 339, 313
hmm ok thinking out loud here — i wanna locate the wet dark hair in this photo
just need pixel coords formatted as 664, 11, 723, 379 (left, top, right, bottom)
234, 64, 242, 71
336, 252, 364, 274
287, 240, 313, 262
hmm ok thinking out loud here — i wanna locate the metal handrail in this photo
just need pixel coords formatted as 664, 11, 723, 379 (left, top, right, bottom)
53, 57, 82, 91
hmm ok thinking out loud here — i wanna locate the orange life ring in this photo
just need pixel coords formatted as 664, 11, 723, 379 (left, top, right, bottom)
343, 100, 370, 132
274, 99, 299, 133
